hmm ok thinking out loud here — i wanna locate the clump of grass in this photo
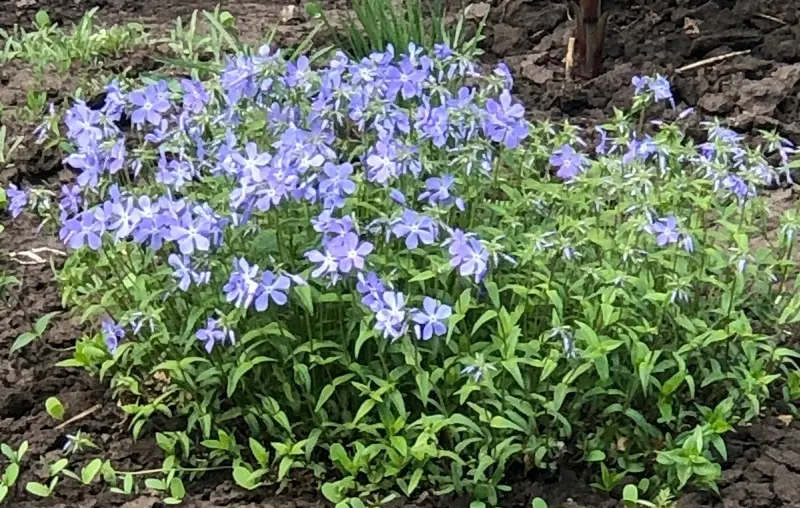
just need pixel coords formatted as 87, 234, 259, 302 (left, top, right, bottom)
306, 0, 485, 59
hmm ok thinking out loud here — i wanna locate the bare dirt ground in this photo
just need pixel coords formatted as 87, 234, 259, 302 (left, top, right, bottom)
1, 1, 799, 506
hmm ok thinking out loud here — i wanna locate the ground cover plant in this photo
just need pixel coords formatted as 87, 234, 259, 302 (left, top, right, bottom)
4, 5, 800, 508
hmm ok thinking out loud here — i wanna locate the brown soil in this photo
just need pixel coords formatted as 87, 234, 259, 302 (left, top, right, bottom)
1, 1, 799, 507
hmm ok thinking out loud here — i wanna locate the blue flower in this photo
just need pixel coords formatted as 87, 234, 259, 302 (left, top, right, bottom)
129, 81, 172, 127
223, 258, 261, 309
6, 184, 29, 218
374, 291, 408, 340
181, 78, 210, 114
412, 297, 452, 340
357, 272, 386, 311
391, 209, 438, 249
255, 271, 291, 311
483, 90, 528, 148
549, 144, 587, 180
327, 232, 374, 273
196, 318, 234, 353
102, 318, 125, 354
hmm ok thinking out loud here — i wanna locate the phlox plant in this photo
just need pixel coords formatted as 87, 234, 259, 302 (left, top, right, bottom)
11, 37, 800, 506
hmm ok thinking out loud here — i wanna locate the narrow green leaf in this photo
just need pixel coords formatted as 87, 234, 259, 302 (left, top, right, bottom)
472, 310, 497, 335
45, 397, 64, 421
315, 384, 336, 413
26, 482, 50, 497
293, 285, 314, 315
490, 416, 525, 432
11, 332, 38, 353
353, 399, 375, 425
81, 458, 103, 484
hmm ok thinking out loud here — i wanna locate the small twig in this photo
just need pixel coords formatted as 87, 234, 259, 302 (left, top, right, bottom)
8, 247, 67, 264
54, 404, 102, 431
755, 13, 787, 25
675, 50, 751, 74
565, 37, 575, 79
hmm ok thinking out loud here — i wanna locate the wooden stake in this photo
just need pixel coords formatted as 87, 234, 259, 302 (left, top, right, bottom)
565, 37, 575, 80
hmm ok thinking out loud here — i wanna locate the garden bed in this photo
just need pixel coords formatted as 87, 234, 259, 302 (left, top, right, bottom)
1, 1, 799, 507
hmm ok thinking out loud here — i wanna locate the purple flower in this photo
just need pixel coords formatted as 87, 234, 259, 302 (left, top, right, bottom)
61, 209, 105, 250
415, 100, 449, 148
357, 271, 386, 311
374, 291, 408, 340
391, 209, 438, 249
59, 184, 82, 217
169, 212, 211, 255
108, 198, 141, 242
412, 297, 452, 340
648, 216, 681, 246
327, 232, 374, 273
632, 75, 649, 95
449, 236, 489, 281
390, 188, 407, 205
181, 78, 210, 114
385, 59, 427, 100
102, 318, 125, 354
232, 142, 272, 182
483, 90, 528, 148
168, 254, 195, 291
223, 258, 261, 309
129, 81, 172, 127
366, 138, 399, 185
6, 184, 28, 218
65, 149, 104, 189
649, 75, 674, 108
549, 145, 587, 180
720, 174, 754, 201
306, 246, 339, 279
254, 271, 291, 311
64, 101, 103, 148
286, 56, 313, 91
196, 318, 234, 353
418, 174, 463, 210
319, 162, 357, 201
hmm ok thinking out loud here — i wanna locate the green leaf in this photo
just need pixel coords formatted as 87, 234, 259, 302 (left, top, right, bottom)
34, 10, 51, 27
353, 399, 375, 425
81, 458, 103, 484
227, 361, 253, 397
34, 312, 59, 336
622, 484, 638, 503
472, 310, 497, 335
278, 456, 293, 481
485, 281, 500, 308
0, 484, 8, 503
4, 463, 19, 486
587, 450, 606, 462
407, 467, 423, 495
233, 465, 256, 489
409, 270, 436, 282
415, 372, 430, 406
26, 482, 50, 497
169, 478, 185, 499
249, 438, 270, 467
490, 416, 525, 433
11, 332, 38, 353
45, 396, 64, 421
531, 498, 548, 508
315, 383, 337, 412
293, 285, 314, 315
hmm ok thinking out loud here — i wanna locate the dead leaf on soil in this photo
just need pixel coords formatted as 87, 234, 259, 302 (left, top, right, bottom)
683, 17, 700, 35
777, 414, 794, 426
